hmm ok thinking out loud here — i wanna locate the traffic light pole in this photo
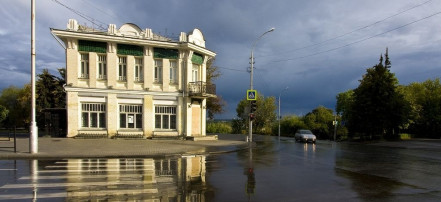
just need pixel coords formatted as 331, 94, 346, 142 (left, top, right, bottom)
249, 51, 254, 143
248, 28, 275, 143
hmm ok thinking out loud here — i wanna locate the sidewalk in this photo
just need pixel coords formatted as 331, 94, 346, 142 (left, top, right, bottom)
0, 134, 249, 159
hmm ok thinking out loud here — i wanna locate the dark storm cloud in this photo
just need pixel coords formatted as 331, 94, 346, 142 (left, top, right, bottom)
2, 0, 441, 118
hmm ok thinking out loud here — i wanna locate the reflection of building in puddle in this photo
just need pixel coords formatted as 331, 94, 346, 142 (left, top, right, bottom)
63, 156, 208, 201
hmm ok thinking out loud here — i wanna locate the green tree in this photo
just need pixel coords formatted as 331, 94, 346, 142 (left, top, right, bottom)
336, 89, 354, 123
0, 105, 8, 124
0, 85, 30, 128
36, 68, 66, 110
304, 106, 334, 139
349, 49, 409, 139
273, 115, 307, 137
402, 79, 441, 138
206, 58, 226, 120
36, 68, 66, 128
235, 94, 277, 135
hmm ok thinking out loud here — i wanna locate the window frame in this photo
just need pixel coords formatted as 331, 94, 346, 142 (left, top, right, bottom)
98, 55, 107, 80
119, 104, 143, 129
134, 57, 143, 82
155, 106, 177, 130
154, 59, 163, 83
81, 103, 106, 129
169, 60, 178, 84
118, 56, 127, 81
192, 64, 199, 82
79, 53, 89, 79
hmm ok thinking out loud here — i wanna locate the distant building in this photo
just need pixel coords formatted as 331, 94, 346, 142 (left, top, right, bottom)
51, 19, 216, 138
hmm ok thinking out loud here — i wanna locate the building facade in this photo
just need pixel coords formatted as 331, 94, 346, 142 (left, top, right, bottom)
51, 19, 216, 138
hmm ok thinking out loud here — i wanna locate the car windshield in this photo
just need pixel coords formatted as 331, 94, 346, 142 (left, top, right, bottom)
300, 130, 312, 134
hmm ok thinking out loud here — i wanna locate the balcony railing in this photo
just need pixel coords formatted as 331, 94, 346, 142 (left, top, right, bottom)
188, 81, 216, 97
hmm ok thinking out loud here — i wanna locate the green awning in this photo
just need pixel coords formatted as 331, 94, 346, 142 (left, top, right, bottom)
78, 40, 107, 53
117, 44, 144, 56
191, 53, 204, 65
153, 48, 179, 59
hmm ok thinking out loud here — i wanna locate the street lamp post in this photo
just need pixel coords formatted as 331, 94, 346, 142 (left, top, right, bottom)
30, 0, 38, 153
278, 87, 289, 139
249, 28, 275, 143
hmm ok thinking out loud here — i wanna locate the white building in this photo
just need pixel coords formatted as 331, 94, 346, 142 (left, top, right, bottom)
51, 19, 216, 138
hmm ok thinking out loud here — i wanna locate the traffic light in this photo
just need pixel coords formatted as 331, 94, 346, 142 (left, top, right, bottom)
249, 113, 255, 121
250, 100, 257, 113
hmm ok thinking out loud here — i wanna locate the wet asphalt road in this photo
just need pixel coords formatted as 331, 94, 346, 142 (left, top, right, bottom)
0, 136, 440, 201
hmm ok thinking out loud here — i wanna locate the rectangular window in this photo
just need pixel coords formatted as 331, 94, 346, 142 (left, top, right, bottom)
155, 106, 177, 130
118, 57, 127, 81
119, 104, 142, 129
154, 59, 163, 83
81, 103, 106, 129
192, 64, 199, 82
135, 58, 143, 82
80, 53, 89, 79
155, 115, 161, 129
169, 60, 177, 84
98, 55, 107, 79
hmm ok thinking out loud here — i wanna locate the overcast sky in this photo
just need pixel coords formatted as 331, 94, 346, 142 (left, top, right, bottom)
2, 0, 441, 119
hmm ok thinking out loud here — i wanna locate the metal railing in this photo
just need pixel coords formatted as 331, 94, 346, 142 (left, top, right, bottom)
188, 82, 216, 97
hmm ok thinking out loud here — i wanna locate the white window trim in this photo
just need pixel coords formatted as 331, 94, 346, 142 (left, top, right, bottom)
80, 103, 106, 129
154, 105, 177, 130
192, 64, 199, 82
154, 59, 163, 83
119, 104, 143, 129
80, 53, 89, 79
98, 55, 107, 80
118, 56, 127, 81
169, 60, 178, 84
134, 58, 143, 82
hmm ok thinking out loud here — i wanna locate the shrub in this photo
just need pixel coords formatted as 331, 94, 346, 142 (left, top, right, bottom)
206, 121, 233, 134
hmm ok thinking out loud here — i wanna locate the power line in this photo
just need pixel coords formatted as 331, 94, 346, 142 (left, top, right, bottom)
262, 0, 433, 58
51, 0, 107, 30
80, 0, 131, 24
217, 66, 249, 73
271, 9, 441, 63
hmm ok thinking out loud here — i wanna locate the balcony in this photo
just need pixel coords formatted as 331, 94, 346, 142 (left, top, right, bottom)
188, 81, 216, 98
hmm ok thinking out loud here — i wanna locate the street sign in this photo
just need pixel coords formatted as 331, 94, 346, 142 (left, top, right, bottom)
247, 90, 257, 100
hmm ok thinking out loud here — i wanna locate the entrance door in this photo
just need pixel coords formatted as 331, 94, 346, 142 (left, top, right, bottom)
191, 104, 201, 136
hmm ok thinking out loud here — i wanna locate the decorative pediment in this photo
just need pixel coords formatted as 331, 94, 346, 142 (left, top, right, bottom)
188, 29, 205, 47
119, 23, 142, 37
